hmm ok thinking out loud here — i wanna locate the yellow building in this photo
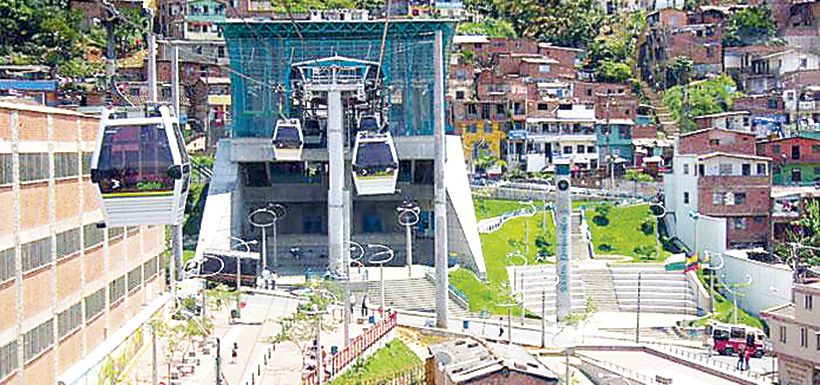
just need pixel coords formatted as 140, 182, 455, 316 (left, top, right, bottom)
458, 119, 507, 168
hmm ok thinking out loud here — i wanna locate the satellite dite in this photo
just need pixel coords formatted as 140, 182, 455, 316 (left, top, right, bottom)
554, 157, 572, 321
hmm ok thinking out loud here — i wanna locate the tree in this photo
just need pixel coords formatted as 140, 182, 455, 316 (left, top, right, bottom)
723, 5, 778, 47
596, 60, 631, 83
784, 200, 820, 269
477, 0, 604, 48
661, 75, 739, 132
457, 19, 517, 38
668, 56, 693, 87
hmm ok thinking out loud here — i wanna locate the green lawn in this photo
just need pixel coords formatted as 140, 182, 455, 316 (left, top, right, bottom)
583, 203, 672, 261
453, 198, 556, 315
694, 271, 766, 330
473, 198, 544, 221
328, 340, 421, 385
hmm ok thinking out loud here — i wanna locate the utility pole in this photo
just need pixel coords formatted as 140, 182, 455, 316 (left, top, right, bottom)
152, 324, 158, 385
433, 29, 449, 329
635, 272, 642, 343
540, 287, 546, 348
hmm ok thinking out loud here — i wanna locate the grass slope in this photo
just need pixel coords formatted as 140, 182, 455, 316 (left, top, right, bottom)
328, 340, 421, 385
584, 203, 672, 261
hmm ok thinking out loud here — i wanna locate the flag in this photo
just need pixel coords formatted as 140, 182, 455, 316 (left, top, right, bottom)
684, 251, 699, 272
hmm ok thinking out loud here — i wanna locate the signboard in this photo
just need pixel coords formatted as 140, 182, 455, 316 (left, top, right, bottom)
508, 130, 528, 140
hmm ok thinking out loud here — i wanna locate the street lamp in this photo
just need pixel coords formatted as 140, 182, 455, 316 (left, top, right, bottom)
302, 304, 329, 385
396, 199, 420, 277
342, 240, 364, 346
688, 210, 700, 256
721, 273, 752, 324
367, 244, 394, 312
248, 203, 287, 272
703, 251, 724, 315
649, 204, 666, 261
518, 200, 536, 255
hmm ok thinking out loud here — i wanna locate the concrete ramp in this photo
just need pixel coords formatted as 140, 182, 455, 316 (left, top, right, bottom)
194, 141, 239, 259
444, 135, 486, 279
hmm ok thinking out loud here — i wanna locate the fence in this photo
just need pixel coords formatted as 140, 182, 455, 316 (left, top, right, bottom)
302, 312, 398, 385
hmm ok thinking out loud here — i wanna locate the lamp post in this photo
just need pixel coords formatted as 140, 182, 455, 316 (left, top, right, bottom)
703, 251, 724, 315
248, 203, 287, 272
367, 244, 394, 312
722, 273, 752, 324
649, 204, 666, 261
302, 304, 329, 385
342, 240, 364, 346
230, 236, 257, 316
688, 210, 700, 257
396, 199, 420, 277
518, 200, 536, 255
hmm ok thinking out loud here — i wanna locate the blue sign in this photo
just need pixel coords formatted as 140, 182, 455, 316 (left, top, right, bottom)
508, 130, 528, 140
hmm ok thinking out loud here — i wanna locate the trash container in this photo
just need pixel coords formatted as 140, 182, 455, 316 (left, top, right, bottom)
231, 309, 240, 319
462, 320, 470, 330
368, 315, 375, 324
331, 346, 338, 355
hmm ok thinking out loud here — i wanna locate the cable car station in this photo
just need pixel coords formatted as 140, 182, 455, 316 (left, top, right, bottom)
194, 14, 486, 279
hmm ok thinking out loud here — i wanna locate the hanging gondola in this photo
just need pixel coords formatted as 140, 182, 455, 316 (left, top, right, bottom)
272, 118, 304, 161
90, 105, 190, 226
352, 130, 398, 195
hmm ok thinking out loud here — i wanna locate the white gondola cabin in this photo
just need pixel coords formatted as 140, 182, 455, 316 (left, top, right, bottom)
272, 118, 304, 161
352, 131, 398, 195
90, 105, 190, 226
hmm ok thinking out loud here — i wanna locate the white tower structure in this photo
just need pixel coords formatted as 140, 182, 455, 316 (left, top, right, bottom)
554, 158, 573, 321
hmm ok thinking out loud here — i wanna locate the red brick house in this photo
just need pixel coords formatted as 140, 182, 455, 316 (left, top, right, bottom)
756, 134, 820, 185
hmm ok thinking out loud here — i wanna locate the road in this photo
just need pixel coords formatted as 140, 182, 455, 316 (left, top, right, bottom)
580, 350, 740, 385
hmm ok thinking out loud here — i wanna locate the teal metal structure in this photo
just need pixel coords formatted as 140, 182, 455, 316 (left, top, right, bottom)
221, 19, 456, 138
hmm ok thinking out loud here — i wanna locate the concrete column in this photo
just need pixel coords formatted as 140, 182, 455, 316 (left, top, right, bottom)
555, 160, 572, 322
327, 90, 344, 273
433, 30, 448, 329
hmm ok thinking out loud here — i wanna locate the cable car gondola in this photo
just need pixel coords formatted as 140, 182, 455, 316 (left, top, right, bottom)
352, 131, 398, 195
272, 118, 304, 161
90, 105, 190, 226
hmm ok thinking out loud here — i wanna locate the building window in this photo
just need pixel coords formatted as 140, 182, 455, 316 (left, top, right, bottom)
792, 168, 802, 183
144, 256, 159, 280
455, 91, 464, 100
712, 192, 724, 205
108, 227, 125, 241
0, 153, 11, 185
812, 145, 820, 154
0, 341, 18, 382
85, 288, 105, 321
538, 64, 551, 73
127, 266, 142, 293
563, 146, 572, 154
54, 153, 79, 179
18, 153, 49, 183
109, 275, 126, 306
772, 144, 781, 153
683, 164, 689, 175
732, 218, 747, 230
683, 192, 689, 204
756, 163, 766, 176
82, 152, 93, 176
23, 319, 54, 363
0, 248, 13, 283
709, 139, 720, 146
734, 192, 746, 205
577, 145, 585, 154
779, 325, 787, 343
58, 302, 82, 338
83, 223, 104, 250
718, 163, 733, 175
800, 327, 808, 347
21, 237, 52, 273
56, 228, 81, 260
792, 145, 800, 160
805, 295, 813, 310
537, 103, 548, 111
741, 163, 751, 176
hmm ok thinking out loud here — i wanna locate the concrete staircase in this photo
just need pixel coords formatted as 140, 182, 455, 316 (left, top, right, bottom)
610, 264, 697, 315
642, 84, 678, 135
570, 212, 590, 260
509, 265, 587, 316
580, 268, 619, 312
366, 278, 470, 317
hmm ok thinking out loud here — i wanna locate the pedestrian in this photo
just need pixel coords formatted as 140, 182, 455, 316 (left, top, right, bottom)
271, 271, 278, 290
744, 346, 751, 371
349, 293, 356, 317
231, 347, 238, 364
498, 317, 505, 338
736, 345, 745, 371
361, 294, 369, 316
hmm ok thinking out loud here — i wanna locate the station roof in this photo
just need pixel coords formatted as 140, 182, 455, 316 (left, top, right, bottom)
429, 338, 558, 383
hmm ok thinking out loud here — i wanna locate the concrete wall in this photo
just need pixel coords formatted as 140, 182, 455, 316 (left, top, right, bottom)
720, 250, 793, 316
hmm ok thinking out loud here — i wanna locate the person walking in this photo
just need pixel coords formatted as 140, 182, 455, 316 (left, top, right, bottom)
361, 294, 369, 316
498, 317, 505, 338
231, 342, 238, 364
349, 293, 356, 318
736, 345, 745, 371
744, 346, 751, 371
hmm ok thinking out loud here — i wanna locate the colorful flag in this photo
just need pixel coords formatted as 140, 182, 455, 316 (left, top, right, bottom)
684, 251, 699, 272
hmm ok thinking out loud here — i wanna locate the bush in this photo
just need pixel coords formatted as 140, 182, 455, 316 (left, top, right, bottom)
640, 217, 655, 235
593, 203, 612, 226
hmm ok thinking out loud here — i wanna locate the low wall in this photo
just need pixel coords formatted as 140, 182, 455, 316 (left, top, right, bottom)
721, 250, 793, 316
